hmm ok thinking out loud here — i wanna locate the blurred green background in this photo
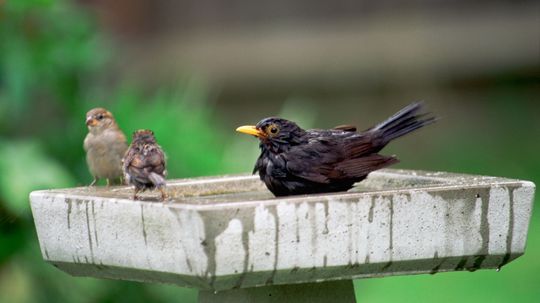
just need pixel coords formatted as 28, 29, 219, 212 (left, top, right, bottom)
0, 0, 538, 302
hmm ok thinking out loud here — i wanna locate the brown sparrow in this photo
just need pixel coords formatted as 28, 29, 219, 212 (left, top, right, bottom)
123, 129, 168, 201
83, 107, 128, 186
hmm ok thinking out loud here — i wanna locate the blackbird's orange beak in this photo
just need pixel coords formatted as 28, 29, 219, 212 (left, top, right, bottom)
236, 125, 266, 138
86, 116, 98, 127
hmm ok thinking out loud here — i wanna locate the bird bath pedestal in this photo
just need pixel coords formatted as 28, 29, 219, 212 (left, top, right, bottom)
29, 169, 535, 303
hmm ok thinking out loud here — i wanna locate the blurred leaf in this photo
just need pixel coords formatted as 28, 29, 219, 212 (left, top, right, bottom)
0, 260, 32, 303
0, 140, 74, 216
0, 217, 27, 265
0, 0, 103, 133
4, 0, 54, 12
279, 96, 318, 128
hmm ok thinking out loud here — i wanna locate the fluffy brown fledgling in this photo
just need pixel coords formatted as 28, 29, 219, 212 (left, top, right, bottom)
84, 108, 128, 186
123, 129, 168, 201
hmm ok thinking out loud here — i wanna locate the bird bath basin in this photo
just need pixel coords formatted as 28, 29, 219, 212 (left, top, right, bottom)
29, 169, 535, 302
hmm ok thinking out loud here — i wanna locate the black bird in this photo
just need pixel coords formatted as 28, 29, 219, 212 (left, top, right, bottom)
236, 102, 436, 196
123, 129, 168, 201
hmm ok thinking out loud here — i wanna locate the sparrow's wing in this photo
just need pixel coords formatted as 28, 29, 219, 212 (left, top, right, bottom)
142, 145, 167, 187
123, 147, 147, 183
143, 144, 166, 176
124, 144, 167, 186
122, 146, 137, 173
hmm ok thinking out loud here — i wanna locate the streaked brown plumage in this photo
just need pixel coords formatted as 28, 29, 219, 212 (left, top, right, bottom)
83, 108, 128, 186
236, 102, 436, 196
123, 129, 168, 201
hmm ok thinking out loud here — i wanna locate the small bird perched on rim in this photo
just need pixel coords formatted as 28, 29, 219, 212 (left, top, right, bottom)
236, 102, 436, 196
84, 107, 128, 186
123, 129, 168, 201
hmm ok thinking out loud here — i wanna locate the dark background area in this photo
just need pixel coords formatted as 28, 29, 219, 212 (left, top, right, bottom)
0, 0, 538, 302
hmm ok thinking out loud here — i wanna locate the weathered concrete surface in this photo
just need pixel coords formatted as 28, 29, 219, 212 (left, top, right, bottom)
29, 169, 535, 291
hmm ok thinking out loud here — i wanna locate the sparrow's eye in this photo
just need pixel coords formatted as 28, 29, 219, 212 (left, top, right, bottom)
266, 124, 280, 136
96, 114, 104, 120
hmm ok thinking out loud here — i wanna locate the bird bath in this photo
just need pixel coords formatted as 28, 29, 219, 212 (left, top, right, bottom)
29, 169, 535, 303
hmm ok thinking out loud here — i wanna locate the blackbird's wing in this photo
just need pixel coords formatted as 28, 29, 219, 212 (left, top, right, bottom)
341, 129, 392, 157
284, 130, 395, 184
283, 141, 335, 183
332, 154, 398, 178
333, 125, 357, 132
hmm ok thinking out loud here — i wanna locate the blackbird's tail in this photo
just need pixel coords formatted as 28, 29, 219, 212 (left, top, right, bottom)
373, 102, 436, 145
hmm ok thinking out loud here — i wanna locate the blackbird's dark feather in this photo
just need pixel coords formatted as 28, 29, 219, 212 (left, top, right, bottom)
246, 102, 435, 196
333, 125, 357, 132
123, 130, 167, 200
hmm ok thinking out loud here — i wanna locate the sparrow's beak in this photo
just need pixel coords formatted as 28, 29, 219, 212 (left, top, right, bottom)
236, 125, 266, 138
86, 116, 97, 127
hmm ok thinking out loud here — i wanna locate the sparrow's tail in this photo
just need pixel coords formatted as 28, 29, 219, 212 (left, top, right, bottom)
373, 102, 436, 145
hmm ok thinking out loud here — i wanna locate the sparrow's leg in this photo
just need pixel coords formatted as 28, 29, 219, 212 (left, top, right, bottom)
106, 179, 111, 187
159, 187, 168, 202
89, 177, 98, 186
133, 188, 140, 200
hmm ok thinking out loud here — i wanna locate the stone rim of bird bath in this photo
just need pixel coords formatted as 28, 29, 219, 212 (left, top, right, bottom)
29, 169, 535, 297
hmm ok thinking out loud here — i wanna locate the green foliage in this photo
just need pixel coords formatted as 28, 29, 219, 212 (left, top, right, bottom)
0, 0, 104, 132
0, 140, 73, 215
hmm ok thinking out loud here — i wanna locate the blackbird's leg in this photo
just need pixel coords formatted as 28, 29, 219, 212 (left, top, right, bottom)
159, 187, 168, 202
89, 177, 98, 187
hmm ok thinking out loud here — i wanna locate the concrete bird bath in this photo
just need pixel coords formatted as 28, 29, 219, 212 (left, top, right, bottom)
29, 169, 535, 302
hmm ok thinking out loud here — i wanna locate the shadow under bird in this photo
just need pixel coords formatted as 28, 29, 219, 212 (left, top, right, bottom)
236, 102, 436, 196
84, 107, 128, 186
123, 129, 168, 201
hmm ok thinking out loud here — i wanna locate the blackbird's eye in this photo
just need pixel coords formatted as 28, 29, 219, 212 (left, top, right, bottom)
266, 124, 280, 136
